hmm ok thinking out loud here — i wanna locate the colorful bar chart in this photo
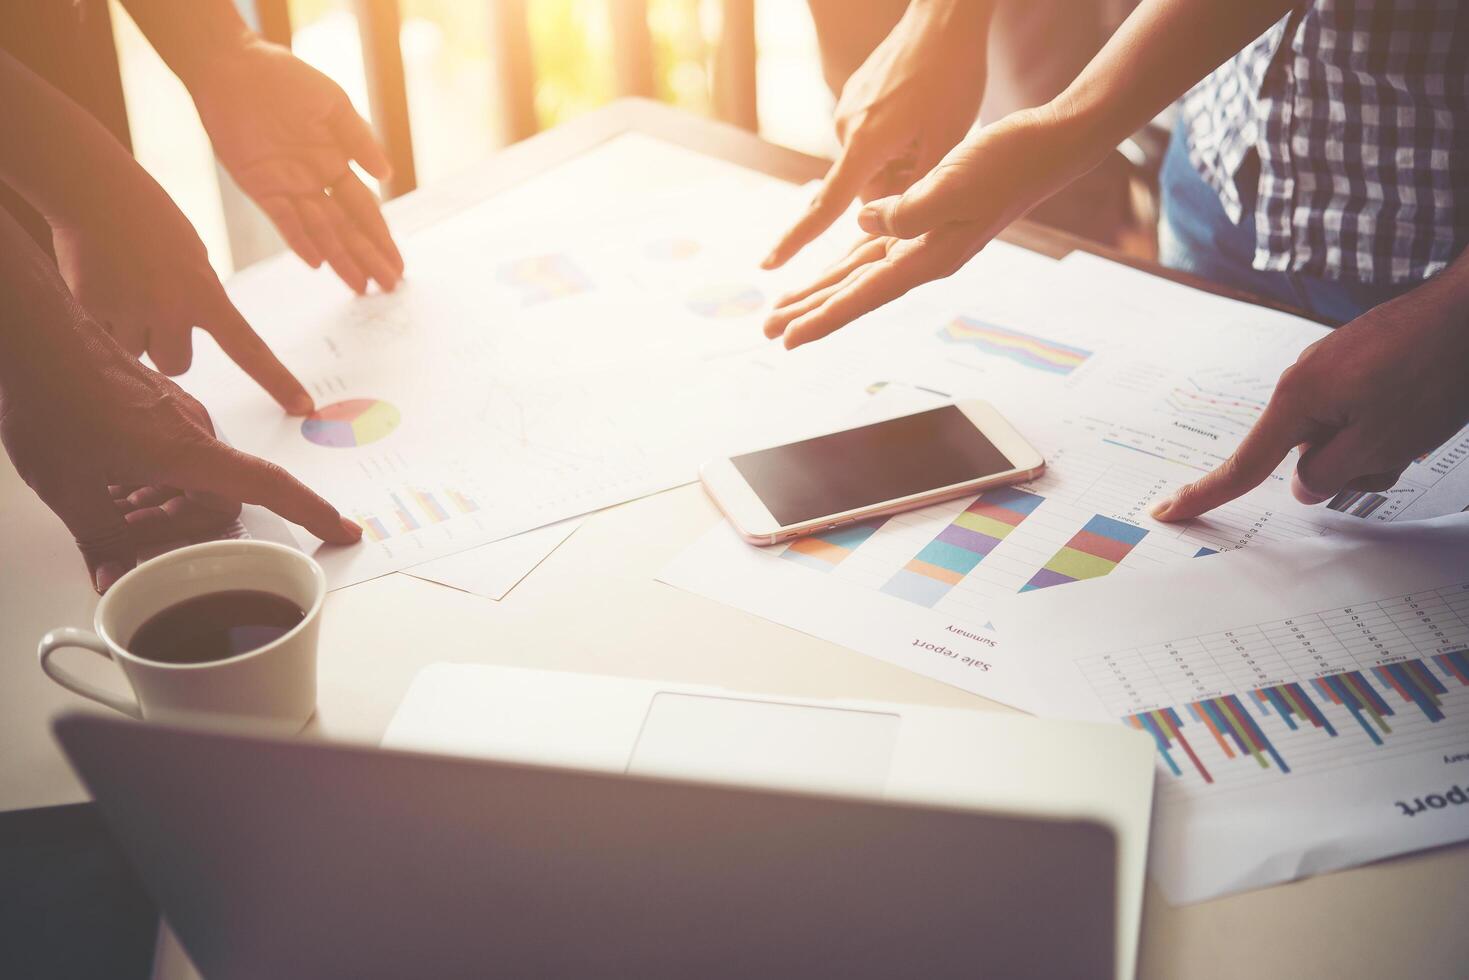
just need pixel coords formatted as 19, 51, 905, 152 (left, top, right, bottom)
781, 518, 889, 571
1327, 489, 1389, 518
686, 283, 764, 319
447, 489, 480, 514
390, 492, 420, 533
938, 316, 1091, 375
1022, 515, 1148, 592
359, 515, 391, 542
1129, 651, 1469, 783
355, 485, 479, 542
411, 489, 450, 523
882, 488, 1045, 607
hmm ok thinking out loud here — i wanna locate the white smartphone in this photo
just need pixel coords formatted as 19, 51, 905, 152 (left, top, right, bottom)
700, 401, 1046, 545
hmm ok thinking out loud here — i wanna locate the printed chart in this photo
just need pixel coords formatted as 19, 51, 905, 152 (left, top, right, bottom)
938, 317, 1091, 376
197, 168, 881, 589
998, 519, 1469, 904
1161, 368, 1272, 438
770, 440, 1327, 626
685, 283, 765, 319
1325, 424, 1469, 523
497, 253, 593, 305
1083, 585, 1469, 793
355, 485, 481, 542
300, 399, 401, 448
645, 237, 701, 261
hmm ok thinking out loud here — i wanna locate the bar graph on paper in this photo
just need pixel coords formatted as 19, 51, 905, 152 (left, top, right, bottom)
774, 446, 1328, 625
1324, 424, 1469, 523
1077, 584, 1469, 796
353, 484, 482, 547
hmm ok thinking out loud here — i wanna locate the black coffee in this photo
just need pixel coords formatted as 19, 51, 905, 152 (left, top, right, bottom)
129, 590, 305, 665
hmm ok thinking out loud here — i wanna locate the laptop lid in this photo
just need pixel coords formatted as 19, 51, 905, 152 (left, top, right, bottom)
55, 713, 1115, 979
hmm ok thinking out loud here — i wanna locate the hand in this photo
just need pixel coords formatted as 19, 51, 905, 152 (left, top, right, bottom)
50, 163, 314, 414
764, 106, 1100, 348
762, 0, 991, 270
0, 319, 360, 593
1151, 277, 1469, 521
189, 37, 403, 294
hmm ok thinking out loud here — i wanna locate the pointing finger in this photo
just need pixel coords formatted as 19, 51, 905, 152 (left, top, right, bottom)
1152, 395, 1320, 522
203, 291, 314, 415
177, 445, 361, 546
762, 137, 887, 270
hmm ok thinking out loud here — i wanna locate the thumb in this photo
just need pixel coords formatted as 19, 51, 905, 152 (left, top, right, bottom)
856, 166, 952, 240
31, 471, 136, 593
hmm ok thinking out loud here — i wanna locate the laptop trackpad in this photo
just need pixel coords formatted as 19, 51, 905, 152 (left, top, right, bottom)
626, 693, 899, 797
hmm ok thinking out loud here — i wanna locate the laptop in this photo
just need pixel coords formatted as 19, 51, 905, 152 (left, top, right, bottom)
55, 669, 1153, 979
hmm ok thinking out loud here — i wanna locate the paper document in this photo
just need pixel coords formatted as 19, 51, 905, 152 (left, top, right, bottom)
190, 155, 878, 588
660, 251, 1469, 712
997, 515, 1469, 903
407, 518, 581, 600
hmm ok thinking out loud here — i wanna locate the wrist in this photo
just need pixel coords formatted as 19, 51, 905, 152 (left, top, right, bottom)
910, 0, 995, 37
171, 25, 258, 94
1032, 92, 1125, 176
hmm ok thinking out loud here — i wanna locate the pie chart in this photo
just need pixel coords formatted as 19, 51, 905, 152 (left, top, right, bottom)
300, 398, 400, 448
645, 237, 701, 261
686, 283, 763, 318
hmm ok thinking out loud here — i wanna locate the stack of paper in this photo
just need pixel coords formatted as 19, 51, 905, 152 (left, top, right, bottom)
656, 244, 1469, 902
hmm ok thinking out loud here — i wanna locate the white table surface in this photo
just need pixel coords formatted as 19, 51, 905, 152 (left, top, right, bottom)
2, 100, 1463, 980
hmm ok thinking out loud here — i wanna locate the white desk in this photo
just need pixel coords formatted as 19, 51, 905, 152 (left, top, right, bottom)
2, 101, 1464, 979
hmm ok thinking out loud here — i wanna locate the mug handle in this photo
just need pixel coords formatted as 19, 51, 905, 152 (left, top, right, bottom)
38, 628, 143, 719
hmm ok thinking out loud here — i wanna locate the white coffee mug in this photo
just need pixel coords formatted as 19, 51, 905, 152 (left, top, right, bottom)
38, 540, 325, 734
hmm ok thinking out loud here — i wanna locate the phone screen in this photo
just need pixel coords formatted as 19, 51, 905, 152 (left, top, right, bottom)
731, 406, 1017, 527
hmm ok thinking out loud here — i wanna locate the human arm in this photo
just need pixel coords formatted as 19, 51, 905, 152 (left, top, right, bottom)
762, 0, 994, 269
764, 0, 1298, 348
1151, 254, 1469, 521
0, 49, 314, 412
118, 0, 403, 294
0, 205, 360, 593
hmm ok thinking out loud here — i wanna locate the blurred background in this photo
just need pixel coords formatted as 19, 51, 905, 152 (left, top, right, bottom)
110, 0, 1155, 281
113, 0, 836, 278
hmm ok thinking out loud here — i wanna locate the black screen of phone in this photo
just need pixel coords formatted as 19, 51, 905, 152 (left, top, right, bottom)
731, 406, 1017, 527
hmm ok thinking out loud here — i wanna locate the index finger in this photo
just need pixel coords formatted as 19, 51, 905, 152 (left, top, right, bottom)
761, 137, 887, 270
1151, 395, 1319, 522
177, 444, 361, 545
204, 291, 314, 416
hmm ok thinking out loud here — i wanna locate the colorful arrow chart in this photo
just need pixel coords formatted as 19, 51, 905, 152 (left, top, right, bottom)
939, 317, 1092, 375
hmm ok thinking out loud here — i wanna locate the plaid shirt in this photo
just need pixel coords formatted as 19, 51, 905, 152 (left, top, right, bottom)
1181, 1, 1469, 285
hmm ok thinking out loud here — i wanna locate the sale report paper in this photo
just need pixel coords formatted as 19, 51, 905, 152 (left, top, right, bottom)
189, 137, 882, 588
996, 515, 1469, 904
659, 252, 1469, 714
